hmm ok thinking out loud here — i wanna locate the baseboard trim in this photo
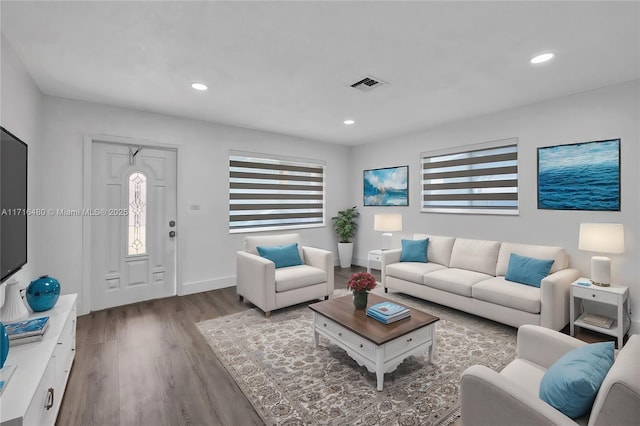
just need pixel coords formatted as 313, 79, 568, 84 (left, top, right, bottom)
334, 258, 369, 269
179, 275, 235, 296
352, 257, 368, 268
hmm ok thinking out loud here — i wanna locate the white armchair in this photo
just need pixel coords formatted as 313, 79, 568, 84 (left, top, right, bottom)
460, 325, 639, 426
236, 233, 334, 317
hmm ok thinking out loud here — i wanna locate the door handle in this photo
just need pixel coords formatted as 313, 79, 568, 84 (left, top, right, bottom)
169, 231, 176, 238
45, 387, 54, 410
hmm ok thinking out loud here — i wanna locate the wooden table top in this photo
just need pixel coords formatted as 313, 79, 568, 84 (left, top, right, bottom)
308, 293, 439, 345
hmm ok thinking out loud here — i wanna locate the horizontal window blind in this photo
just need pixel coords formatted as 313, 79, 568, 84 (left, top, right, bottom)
422, 139, 519, 215
229, 151, 325, 233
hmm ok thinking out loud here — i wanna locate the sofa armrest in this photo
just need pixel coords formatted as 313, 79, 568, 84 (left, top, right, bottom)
540, 268, 580, 330
236, 250, 276, 309
588, 335, 640, 426
380, 249, 402, 287
461, 365, 578, 426
302, 246, 332, 269
516, 325, 586, 369
302, 246, 334, 293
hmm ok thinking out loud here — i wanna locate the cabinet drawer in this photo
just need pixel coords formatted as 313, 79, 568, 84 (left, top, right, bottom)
573, 286, 618, 305
315, 316, 376, 357
385, 325, 434, 360
54, 303, 76, 385
24, 357, 57, 426
369, 253, 382, 262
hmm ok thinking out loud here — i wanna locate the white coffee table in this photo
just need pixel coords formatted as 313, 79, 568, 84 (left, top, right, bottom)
309, 294, 439, 391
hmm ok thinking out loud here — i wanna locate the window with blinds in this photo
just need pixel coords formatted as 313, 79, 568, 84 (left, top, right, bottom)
421, 139, 519, 215
229, 151, 326, 233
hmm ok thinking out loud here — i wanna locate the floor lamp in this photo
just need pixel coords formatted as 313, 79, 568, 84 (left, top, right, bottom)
578, 223, 625, 286
374, 213, 403, 250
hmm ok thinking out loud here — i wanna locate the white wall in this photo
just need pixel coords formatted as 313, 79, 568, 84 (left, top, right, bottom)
4, 32, 639, 332
0, 35, 43, 287
38, 96, 351, 314
350, 80, 640, 332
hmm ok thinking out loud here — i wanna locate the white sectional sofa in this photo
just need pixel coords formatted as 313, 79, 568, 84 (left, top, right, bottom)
381, 234, 580, 331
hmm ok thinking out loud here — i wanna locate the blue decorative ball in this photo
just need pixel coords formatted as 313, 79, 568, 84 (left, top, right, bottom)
0, 322, 8, 369
26, 275, 61, 312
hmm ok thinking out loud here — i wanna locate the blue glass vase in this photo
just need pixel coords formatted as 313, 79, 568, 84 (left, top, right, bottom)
26, 275, 61, 312
0, 322, 8, 369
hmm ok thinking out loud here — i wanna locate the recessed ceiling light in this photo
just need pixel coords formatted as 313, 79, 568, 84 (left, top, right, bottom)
191, 83, 208, 91
344, 119, 355, 125
530, 53, 554, 64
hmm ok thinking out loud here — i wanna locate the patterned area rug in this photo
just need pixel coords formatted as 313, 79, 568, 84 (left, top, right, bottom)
196, 290, 517, 425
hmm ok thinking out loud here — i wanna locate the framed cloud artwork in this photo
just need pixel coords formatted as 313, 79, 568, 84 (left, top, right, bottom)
363, 165, 408, 207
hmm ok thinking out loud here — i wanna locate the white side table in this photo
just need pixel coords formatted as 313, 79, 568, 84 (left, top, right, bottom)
367, 249, 383, 273
570, 278, 629, 348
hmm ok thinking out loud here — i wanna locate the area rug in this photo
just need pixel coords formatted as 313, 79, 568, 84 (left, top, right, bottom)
196, 290, 517, 425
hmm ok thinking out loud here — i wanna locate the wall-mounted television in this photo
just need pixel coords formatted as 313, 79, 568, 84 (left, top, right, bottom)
1, 126, 28, 283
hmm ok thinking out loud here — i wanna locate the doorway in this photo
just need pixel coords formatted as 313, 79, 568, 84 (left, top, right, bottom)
86, 138, 178, 311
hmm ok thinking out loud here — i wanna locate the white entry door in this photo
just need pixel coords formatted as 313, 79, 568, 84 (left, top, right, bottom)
91, 142, 177, 310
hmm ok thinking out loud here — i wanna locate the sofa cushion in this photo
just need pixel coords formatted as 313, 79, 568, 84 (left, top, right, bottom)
400, 238, 428, 262
275, 265, 327, 292
496, 242, 566, 276
245, 233, 304, 261
500, 358, 547, 398
472, 277, 541, 314
257, 243, 304, 269
387, 262, 446, 284
539, 342, 615, 419
423, 268, 492, 297
414, 234, 456, 266
505, 253, 554, 288
449, 238, 501, 276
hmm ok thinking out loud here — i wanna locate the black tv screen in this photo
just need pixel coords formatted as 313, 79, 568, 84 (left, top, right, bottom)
1, 126, 28, 283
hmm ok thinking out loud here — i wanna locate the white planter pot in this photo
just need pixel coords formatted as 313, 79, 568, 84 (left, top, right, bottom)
337, 242, 354, 268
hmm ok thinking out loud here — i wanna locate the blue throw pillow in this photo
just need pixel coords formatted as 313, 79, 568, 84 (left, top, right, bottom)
256, 243, 303, 269
539, 342, 614, 418
505, 253, 554, 287
400, 239, 429, 263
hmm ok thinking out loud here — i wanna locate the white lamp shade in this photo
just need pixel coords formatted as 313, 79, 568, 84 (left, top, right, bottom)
374, 214, 403, 233
578, 223, 624, 254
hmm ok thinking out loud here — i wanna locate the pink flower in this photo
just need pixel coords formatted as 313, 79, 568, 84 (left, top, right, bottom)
347, 272, 377, 292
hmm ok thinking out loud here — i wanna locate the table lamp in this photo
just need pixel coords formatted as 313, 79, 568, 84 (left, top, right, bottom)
374, 213, 402, 250
578, 223, 624, 286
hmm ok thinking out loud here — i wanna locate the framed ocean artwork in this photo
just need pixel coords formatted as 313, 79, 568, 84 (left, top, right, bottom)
537, 139, 620, 211
363, 165, 408, 206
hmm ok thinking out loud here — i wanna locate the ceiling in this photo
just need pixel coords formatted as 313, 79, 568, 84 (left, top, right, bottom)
1, 1, 638, 145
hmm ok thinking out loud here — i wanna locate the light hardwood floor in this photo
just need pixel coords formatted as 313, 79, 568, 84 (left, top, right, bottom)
57, 266, 370, 426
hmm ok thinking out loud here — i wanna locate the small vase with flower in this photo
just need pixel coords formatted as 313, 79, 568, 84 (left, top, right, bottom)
347, 272, 377, 309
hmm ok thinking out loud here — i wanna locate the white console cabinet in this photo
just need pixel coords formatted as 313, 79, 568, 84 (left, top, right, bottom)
1, 294, 77, 426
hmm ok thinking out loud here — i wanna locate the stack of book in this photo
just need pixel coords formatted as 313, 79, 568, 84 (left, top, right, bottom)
5, 316, 50, 346
367, 301, 410, 324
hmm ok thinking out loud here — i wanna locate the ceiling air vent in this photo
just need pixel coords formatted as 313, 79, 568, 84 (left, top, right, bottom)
349, 75, 387, 92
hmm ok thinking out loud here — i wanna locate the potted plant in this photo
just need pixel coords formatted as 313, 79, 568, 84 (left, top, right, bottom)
331, 206, 359, 268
